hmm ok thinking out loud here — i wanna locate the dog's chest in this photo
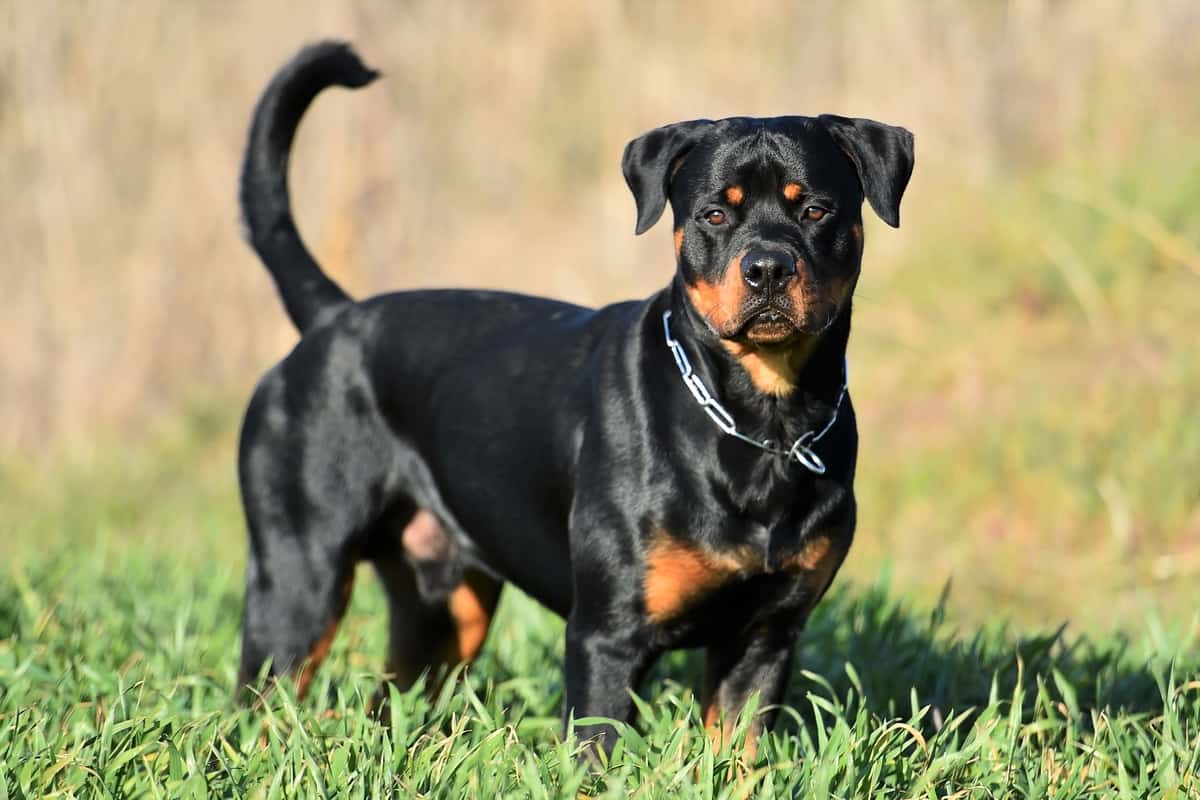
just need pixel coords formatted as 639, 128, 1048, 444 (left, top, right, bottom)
641, 524, 846, 633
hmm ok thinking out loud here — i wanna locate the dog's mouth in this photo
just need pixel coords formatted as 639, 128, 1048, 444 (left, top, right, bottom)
731, 299, 841, 345
740, 307, 797, 344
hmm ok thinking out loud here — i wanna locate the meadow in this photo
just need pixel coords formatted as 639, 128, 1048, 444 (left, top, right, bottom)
3, 1, 1200, 796
3, 439, 1199, 796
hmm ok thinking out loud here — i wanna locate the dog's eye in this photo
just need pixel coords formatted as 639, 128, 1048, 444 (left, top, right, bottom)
803, 206, 830, 222
703, 209, 727, 226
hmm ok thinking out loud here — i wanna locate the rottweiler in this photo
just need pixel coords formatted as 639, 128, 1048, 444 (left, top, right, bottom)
236, 41, 913, 758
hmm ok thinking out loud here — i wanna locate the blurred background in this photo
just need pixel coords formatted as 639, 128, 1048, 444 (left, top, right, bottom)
3, 0, 1198, 631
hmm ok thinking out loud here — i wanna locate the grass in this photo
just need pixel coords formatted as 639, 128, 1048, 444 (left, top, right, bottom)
3, 537, 1199, 797
3, 411, 1200, 797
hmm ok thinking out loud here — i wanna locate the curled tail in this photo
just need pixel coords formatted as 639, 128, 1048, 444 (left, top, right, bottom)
239, 41, 379, 332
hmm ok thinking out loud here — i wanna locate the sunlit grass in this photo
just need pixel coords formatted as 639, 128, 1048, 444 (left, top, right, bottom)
3, 538, 1198, 797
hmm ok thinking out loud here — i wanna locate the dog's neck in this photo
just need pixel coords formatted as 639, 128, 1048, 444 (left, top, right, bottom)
666, 277, 850, 437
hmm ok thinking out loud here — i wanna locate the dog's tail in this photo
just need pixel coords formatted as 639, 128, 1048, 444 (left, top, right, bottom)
239, 42, 379, 332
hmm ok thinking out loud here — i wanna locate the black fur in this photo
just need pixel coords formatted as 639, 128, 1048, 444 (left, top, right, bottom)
236, 42, 914, 757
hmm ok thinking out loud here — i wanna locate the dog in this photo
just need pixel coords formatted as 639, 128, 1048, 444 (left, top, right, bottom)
236, 41, 913, 759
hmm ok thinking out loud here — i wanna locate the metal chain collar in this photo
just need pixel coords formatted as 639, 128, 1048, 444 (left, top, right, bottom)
662, 310, 847, 475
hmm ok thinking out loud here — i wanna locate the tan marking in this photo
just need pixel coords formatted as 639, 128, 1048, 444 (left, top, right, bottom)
721, 337, 817, 397
294, 569, 356, 698
787, 535, 832, 571
703, 647, 764, 765
703, 701, 722, 730
685, 253, 748, 336
783, 534, 845, 598
724, 185, 745, 206
674, 227, 684, 259
704, 705, 735, 748
743, 728, 760, 761
643, 531, 750, 623
703, 705, 759, 761
775, 257, 854, 335
444, 569, 500, 662
701, 679, 731, 752
782, 182, 804, 202
851, 222, 863, 243
783, 262, 811, 317
294, 622, 338, 698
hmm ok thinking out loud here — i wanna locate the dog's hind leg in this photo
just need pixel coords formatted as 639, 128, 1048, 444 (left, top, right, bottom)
238, 535, 358, 699
235, 371, 392, 700
236, 466, 367, 699
368, 510, 502, 710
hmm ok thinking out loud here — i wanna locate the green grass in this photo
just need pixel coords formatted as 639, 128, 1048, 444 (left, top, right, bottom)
3, 540, 1199, 797
3, 407, 1200, 797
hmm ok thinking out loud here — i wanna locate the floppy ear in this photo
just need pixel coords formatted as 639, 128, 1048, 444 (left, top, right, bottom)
621, 119, 713, 234
818, 115, 914, 228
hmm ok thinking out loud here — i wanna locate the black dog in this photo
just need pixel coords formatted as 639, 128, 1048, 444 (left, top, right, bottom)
237, 41, 913, 758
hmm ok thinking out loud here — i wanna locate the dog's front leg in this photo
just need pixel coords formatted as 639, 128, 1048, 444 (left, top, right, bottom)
701, 624, 797, 762
563, 609, 650, 761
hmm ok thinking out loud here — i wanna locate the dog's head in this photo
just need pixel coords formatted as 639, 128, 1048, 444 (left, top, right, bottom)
624, 116, 913, 347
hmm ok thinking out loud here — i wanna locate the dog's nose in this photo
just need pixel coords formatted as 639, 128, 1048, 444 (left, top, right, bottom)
740, 249, 797, 292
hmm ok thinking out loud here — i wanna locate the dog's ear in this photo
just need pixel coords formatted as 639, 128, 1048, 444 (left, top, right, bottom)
818, 115, 914, 228
622, 119, 713, 234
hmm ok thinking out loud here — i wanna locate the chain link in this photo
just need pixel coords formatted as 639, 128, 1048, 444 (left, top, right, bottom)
662, 310, 847, 475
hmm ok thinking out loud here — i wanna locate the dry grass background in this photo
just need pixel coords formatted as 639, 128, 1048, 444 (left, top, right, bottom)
3, 0, 1200, 627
